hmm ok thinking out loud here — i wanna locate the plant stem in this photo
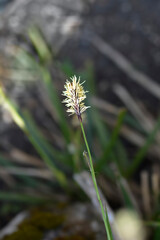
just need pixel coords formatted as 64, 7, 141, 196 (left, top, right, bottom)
80, 120, 113, 240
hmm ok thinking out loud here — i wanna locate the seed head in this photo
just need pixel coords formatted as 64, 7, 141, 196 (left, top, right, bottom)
62, 75, 90, 121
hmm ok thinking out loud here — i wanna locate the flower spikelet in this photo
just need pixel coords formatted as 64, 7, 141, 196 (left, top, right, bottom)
62, 75, 90, 120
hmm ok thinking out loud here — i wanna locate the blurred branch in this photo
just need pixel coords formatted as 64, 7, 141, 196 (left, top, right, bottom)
113, 84, 154, 132
0, 166, 53, 180
91, 96, 120, 115
0, 167, 16, 187
92, 96, 160, 160
89, 34, 160, 99
8, 149, 44, 167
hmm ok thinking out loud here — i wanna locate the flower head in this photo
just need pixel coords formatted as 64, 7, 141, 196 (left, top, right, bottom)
62, 75, 90, 121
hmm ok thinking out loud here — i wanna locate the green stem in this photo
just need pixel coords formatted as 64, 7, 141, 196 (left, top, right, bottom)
80, 120, 113, 240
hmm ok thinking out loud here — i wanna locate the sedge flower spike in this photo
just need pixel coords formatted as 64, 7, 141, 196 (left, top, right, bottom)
62, 75, 90, 121
62, 76, 113, 239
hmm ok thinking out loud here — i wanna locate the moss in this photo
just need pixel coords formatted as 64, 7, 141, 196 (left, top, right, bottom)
54, 235, 85, 240
2, 210, 65, 240
54, 233, 95, 240
3, 225, 43, 240
20, 211, 65, 230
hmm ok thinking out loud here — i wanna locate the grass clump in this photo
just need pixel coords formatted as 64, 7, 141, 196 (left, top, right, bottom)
1, 25, 160, 240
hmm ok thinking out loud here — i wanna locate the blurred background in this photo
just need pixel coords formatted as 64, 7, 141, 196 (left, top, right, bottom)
0, 0, 160, 239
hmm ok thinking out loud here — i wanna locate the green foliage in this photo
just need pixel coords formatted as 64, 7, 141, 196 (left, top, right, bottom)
1, 24, 160, 239
0, 89, 67, 188
96, 109, 127, 173
28, 26, 52, 62
126, 116, 160, 178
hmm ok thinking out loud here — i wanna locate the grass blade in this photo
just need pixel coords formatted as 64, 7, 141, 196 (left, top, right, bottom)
0, 88, 67, 187
116, 174, 138, 210
28, 27, 71, 143
126, 116, 160, 177
40, 67, 71, 143
96, 109, 126, 172
28, 26, 52, 62
14, 48, 71, 144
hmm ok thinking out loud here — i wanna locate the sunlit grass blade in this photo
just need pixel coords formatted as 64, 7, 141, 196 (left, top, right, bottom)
0, 89, 67, 187
40, 67, 71, 143
14, 48, 71, 144
23, 110, 71, 166
28, 26, 52, 62
126, 116, 160, 178
96, 109, 127, 172
21, 112, 68, 187
28, 27, 71, 143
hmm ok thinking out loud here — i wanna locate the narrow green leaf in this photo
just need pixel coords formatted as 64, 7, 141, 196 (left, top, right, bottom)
126, 116, 160, 177
0, 89, 67, 187
40, 67, 71, 143
28, 26, 52, 62
14, 48, 71, 144
114, 140, 129, 171
91, 108, 110, 149
117, 174, 137, 210
96, 109, 126, 172
124, 114, 146, 134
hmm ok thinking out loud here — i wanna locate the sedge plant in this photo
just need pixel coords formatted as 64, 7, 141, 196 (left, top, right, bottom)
62, 75, 113, 240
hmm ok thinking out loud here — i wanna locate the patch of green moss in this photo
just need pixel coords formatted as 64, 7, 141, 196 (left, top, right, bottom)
2, 210, 65, 240
20, 211, 65, 230
3, 225, 43, 240
54, 235, 85, 240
